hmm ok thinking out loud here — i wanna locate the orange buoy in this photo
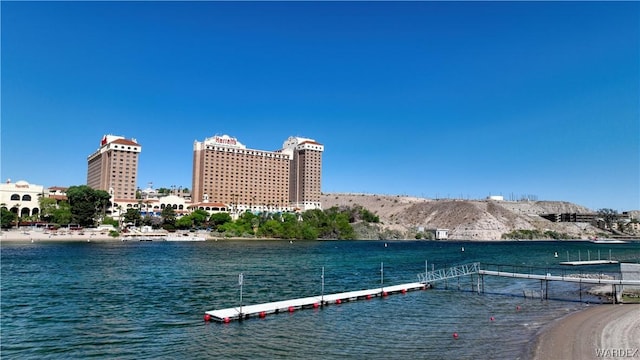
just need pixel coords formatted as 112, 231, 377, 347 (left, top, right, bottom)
401, 289, 407, 294
490, 316, 495, 322
382, 291, 388, 297
259, 311, 266, 318
204, 314, 211, 322
223, 317, 230, 323
288, 306, 295, 312
453, 332, 459, 339
313, 302, 320, 308
366, 294, 372, 300
335, 299, 342, 304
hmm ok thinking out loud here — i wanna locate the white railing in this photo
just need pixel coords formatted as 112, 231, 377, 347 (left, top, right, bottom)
417, 262, 480, 284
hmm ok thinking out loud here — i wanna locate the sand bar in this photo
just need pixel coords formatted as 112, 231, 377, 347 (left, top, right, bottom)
531, 304, 640, 360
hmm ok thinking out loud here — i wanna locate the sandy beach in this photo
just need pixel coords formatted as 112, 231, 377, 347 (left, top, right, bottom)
531, 304, 640, 360
0, 229, 119, 242
0, 229, 297, 242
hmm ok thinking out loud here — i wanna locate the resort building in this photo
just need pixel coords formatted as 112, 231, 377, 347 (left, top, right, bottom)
192, 134, 323, 215
283, 136, 324, 211
0, 179, 45, 219
87, 135, 141, 201
47, 186, 68, 203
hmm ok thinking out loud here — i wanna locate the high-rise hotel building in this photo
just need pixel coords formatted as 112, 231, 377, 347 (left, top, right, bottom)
192, 135, 323, 212
87, 135, 141, 201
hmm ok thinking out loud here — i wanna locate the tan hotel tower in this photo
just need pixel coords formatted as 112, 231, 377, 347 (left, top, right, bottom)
192, 135, 323, 213
87, 135, 141, 201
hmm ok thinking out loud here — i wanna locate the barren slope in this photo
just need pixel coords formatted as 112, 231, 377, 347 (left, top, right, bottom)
321, 193, 601, 240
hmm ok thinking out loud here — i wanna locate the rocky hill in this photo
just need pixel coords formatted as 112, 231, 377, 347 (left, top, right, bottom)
321, 193, 611, 240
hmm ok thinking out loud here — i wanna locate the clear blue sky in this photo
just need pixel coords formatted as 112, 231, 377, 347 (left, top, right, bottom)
2, 1, 638, 211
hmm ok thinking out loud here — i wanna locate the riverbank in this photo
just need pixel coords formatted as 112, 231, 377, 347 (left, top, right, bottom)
530, 304, 640, 360
0, 230, 280, 242
2, 229, 638, 243
0, 229, 118, 242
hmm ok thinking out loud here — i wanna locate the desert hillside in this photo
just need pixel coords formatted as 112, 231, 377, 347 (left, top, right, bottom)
320, 193, 609, 240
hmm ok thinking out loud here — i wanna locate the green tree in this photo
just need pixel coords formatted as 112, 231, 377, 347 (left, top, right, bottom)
51, 202, 72, 226
190, 209, 209, 228
101, 216, 119, 227
334, 213, 356, 239
206, 205, 369, 240
95, 190, 111, 220
251, 217, 260, 234
300, 207, 355, 240
161, 206, 177, 227
299, 223, 318, 240
66, 185, 111, 227
280, 213, 299, 239
39, 197, 58, 223
258, 219, 283, 238
176, 215, 193, 230
597, 208, 618, 230
1, 208, 17, 229
236, 211, 258, 235
360, 208, 380, 223
210, 212, 232, 230
616, 220, 630, 234
301, 209, 328, 234
218, 221, 243, 237
123, 208, 142, 227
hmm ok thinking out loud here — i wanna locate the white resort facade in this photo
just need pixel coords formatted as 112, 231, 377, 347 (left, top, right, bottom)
0, 179, 45, 219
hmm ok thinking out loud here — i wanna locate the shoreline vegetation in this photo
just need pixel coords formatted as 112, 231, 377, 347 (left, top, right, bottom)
6, 192, 639, 243
501, 229, 574, 240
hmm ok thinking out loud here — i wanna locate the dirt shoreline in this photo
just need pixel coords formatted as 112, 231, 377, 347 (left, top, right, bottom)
0, 229, 118, 242
529, 304, 640, 360
0, 230, 631, 243
0, 230, 291, 242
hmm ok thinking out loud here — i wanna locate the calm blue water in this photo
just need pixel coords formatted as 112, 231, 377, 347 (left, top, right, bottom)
2, 240, 639, 359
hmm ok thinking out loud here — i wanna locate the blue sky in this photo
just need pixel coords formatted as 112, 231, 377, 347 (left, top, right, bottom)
2, 1, 638, 211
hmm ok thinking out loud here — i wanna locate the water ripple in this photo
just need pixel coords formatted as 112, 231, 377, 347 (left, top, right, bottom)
2, 240, 637, 359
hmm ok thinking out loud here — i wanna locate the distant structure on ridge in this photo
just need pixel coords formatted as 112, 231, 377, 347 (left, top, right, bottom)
192, 135, 323, 215
87, 135, 142, 201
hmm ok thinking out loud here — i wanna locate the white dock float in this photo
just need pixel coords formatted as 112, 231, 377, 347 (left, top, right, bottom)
559, 260, 619, 266
205, 282, 427, 323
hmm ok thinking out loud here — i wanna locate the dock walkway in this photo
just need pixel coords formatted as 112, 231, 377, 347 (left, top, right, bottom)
205, 262, 640, 323
478, 269, 640, 285
559, 260, 619, 266
205, 282, 426, 322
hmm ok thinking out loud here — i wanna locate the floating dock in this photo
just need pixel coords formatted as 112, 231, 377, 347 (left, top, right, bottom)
559, 260, 619, 266
205, 282, 427, 323
477, 269, 640, 285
